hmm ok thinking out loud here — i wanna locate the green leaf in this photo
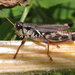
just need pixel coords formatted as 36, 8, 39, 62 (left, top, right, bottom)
0, 6, 25, 18
0, 21, 14, 40
52, 0, 75, 29
37, 0, 74, 8
12, 6, 25, 17
53, 0, 75, 20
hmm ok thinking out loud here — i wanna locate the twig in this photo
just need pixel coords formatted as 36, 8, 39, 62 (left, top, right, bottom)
0, 41, 75, 73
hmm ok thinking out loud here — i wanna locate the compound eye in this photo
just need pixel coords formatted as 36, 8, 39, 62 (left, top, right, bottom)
16, 24, 22, 30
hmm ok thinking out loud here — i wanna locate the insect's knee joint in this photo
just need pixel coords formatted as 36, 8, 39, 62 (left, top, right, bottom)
21, 41, 25, 44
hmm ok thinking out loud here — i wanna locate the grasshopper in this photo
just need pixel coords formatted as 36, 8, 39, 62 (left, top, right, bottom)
5, 17, 75, 61
1, 14, 75, 61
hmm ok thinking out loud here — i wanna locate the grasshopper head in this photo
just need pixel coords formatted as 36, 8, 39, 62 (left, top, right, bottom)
14, 21, 24, 38
15, 21, 23, 30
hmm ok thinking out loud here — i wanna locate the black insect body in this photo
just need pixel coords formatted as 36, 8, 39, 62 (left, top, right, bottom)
13, 21, 75, 61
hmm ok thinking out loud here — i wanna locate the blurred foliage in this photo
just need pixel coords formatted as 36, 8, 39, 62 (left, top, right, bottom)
0, 0, 75, 40
1, 71, 75, 75
0, 0, 75, 74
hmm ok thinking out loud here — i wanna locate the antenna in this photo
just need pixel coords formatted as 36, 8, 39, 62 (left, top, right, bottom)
0, 11, 15, 26
5, 17, 15, 26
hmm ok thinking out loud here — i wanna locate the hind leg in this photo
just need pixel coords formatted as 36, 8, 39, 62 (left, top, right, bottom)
46, 40, 53, 61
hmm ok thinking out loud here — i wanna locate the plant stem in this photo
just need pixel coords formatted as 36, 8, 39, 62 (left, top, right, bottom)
20, 1, 33, 22
0, 41, 75, 73
20, 7, 29, 22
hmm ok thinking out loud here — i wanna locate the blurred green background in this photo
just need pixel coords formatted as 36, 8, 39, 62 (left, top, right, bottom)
0, 0, 75, 74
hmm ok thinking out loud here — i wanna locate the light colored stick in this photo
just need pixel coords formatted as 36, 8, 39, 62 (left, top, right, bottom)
0, 41, 75, 73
